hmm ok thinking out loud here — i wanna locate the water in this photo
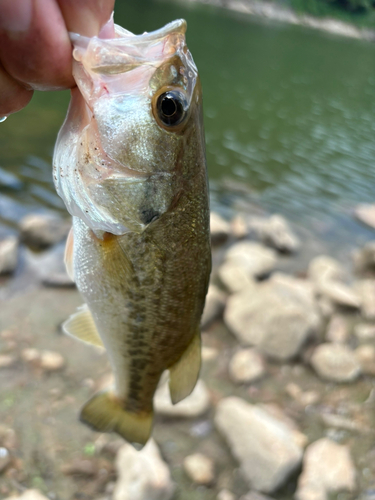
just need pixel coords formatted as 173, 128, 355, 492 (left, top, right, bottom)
1, 0, 375, 258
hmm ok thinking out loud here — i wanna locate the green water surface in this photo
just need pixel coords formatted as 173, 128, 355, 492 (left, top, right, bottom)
1, 0, 375, 256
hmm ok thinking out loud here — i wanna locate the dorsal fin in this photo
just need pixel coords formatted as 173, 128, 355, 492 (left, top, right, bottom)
63, 304, 104, 348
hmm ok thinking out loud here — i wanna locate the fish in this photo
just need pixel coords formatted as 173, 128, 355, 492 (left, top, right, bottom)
52, 18, 211, 447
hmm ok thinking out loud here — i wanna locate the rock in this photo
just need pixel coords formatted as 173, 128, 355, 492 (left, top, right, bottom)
42, 272, 75, 287
258, 403, 308, 449
217, 489, 236, 500
40, 350, 65, 371
201, 285, 226, 328
240, 493, 276, 500
62, 458, 97, 477
0, 426, 17, 450
308, 255, 345, 284
320, 412, 364, 432
183, 453, 214, 485
355, 344, 375, 376
154, 380, 210, 418
316, 296, 334, 319
4, 491, 50, 500
210, 212, 231, 245
0, 354, 16, 368
113, 439, 174, 500
261, 215, 300, 253
0, 236, 18, 275
229, 348, 265, 384
231, 214, 249, 239
224, 274, 320, 361
218, 260, 257, 293
21, 348, 41, 366
285, 383, 319, 407
19, 213, 70, 249
295, 438, 356, 500
224, 242, 277, 279
355, 203, 375, 229
0, 447, 10, 473
202, 346, 219, 361
353, 240, 375, 273
215, 397, 303, 493
354, 323, 375, 341
354, 280, 375, 319
311, 343, 361, 383
317, 280, 361, 309
325, 315, 349, 343
24, 242, 73, 286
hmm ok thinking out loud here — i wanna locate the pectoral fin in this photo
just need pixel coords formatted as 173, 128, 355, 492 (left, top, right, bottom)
63, 304, 104, 348
169, 329, 201, 404
80, 391, 153, 448
64, 227, 75, 281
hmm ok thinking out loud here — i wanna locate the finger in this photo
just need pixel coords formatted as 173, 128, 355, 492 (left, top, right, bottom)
56, 0, 115, 37
0, 64, 33, 115
0, 0, 74, 90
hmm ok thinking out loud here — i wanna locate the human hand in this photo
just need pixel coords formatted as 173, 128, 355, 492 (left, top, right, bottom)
0, 0, 115, 116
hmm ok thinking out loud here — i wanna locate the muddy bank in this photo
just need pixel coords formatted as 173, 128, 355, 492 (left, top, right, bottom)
181, 0, 375, 40
0, 210, 375, 499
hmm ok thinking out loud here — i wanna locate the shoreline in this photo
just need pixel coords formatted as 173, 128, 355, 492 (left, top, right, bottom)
183, 0, 375, 41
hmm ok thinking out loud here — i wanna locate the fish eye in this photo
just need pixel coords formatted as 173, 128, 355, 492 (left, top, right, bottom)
156, 91, 187, 127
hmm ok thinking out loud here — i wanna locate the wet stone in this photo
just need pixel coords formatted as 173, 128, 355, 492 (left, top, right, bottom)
311, 343, 361, 383
325, 315, 349, 343
353, 240, 375, 274
210, 212, 231, 245
259, 214, 300, 253
229, 348, 265, 384
355, 203, 375, 230
154, 379, 210, 418
19, 213, 70, 249
113, 439, 174, 500
215, 397, 303, 493
231, 214, 249, 239
354, 323, 375, 341
355, 344, 375, 376
0, 236, 18, 275
201, 285, 226, 329
224, 241, 277, 279
295, 438, 356, 500
217, 489, 236, 500
308, 255, 346, 284
183, 453, 215, 485
218, 260, 257, 294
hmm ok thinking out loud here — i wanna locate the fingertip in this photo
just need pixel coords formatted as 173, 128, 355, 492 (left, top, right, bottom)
0, 66, 33, 115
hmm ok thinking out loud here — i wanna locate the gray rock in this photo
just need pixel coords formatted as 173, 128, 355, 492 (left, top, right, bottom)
355, 344, 375, 376
20, 213, 70, 249
0, 236, 18, 275
261, 215, 300, 253
218, 489, 236, 500
295, 438, 356, 500
0, 446, 10, 473
224, 274, 320, 361
354, 241, 375, 274
355, 203, 375, 229
113, 439, 175, 500
240, 493, 276, 500
231, 214, 249, 239
23, 242, 73, 286
218, 260, 257, 293
211, 212, 231, 245
308, 255, 346, 284
325, 315, 349, 343
311, 343, 361, 383
183, 453, 215, 485
317, 280, 361, 309
354, 280, 375, 319
354, 323, 375, 341
201, 285, 226, 328
229, 348, 265, 384
225, 241, 277, 279
4, 491, 50, 500
215, 397, 303, 493
154, 380, 210, 418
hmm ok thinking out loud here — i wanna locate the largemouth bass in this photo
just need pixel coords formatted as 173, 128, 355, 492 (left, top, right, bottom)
53, 19, 211, 447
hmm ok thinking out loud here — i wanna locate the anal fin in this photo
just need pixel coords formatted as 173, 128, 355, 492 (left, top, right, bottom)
63, 304, 104, 348
169, 329, 201, 405
80, 391, 153, 448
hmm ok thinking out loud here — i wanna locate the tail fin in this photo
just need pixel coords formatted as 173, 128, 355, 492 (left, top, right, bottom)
80, 391, 153, 448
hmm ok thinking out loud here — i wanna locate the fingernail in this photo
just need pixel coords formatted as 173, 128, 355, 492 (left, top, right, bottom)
0, 0, 32, 33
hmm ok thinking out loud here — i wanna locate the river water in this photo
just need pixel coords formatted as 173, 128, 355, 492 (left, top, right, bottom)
1, 0, 375, 264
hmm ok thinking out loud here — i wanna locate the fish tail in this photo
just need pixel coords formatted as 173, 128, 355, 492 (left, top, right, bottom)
80, 391, 153, 448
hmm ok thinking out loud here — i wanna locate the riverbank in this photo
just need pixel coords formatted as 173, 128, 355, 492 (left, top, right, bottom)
181, 0, 375, 40
1, 209, 375, 499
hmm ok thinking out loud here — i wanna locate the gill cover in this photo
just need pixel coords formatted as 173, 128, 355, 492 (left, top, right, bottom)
53, 20, 198, 235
